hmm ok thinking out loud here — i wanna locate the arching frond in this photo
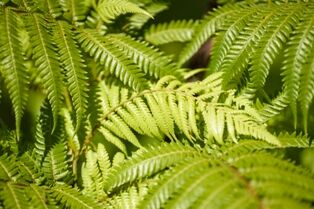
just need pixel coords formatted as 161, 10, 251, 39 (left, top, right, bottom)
145, 20, 198, 45
77, 29, 148, 90
105, 33, 180, 79
97, 0, 152, 23
127, 2, 168, 30
0, 182, 28, 209
178, 4, 242, 66
0, 8, 29, 138
105, 143, 314, 209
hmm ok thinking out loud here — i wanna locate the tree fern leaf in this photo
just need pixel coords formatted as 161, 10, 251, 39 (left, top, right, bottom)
178, 4, 240, 66
278, 9, 314, 105
0, 154, 18, 181
245, 5, 304, 96
77, 29, 148, 90
139, 159, 209, 209
37, 0, 63, 18
0, 8, 29, 139
50, 184, 102, 209
26, 184, 50, 209
127, 2, 168, 30
97, 0, 152, 23
145, 20, 198, 45
0, 182, 28, 209
42, 142, 69, 182
24, 14, 64, 131
220, 6, 278, 88
59, 0, 89, 24
98, 127, 128, 153
105, 34, 180, 79
207, 7, 259, 74
53, 20, 88, 130
104, 143, 203, 191
33, 117, 46, 164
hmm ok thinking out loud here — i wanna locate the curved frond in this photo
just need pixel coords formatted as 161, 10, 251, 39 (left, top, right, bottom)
178, 4, 242, 66
0, 8, 29, 138
107, 143, 314, 209
105, 33, 180, 79
97, 0, 152, 23
0, 182, 28, 209
77, 29, 148, 90
145, 20, 198, 45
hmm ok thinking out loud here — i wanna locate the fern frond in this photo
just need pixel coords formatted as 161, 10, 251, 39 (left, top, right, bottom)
244, 4, 304, 96
37, 0, 63, 18
127, 2, 168, 30
104, 143, 203, 191
178, 4, 241, 66
145, 20, 198, 45
24, 14, 64, 131
104, 33, 180, 79
0, 182, 28, 209
59, 0, 89, 24
53, 20, 88, 130
25, 184, 50, 209
42, 142, 69, 183
97, 0, 152, 23
0, 8, 29, 138
77, 29, 148, 90
50, 184, 102, 209
0, 154, 18, 181
107, 143, 314, 209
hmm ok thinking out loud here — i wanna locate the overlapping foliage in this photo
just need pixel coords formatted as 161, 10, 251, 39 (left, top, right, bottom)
0, 0, 313, 208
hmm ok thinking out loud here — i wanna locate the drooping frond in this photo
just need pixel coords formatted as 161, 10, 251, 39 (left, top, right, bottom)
53, 20, 88, 130
0, 7, 29, 138
105, 33, 180, 79
127, 2, 168, 30
145, 20, 198, 45
97, 0, 152, 23
77, 29, 148, 90
0, 154, 19, 181
105, 142, 314, 209
178, 3, 242, 66
24, 13, 64, 131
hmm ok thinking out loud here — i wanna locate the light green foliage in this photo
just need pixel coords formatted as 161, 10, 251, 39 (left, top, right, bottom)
0, 0, 313, 208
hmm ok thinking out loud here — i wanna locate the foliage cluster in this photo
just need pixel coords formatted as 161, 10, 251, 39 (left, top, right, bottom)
0, 0, 313, 208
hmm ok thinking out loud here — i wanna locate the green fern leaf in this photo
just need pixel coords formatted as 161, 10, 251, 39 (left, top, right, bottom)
37, 0, 63, 18
0, 182, 28, 209
50, 184, 102, 209
53, 20, 88, 130
42, 142, 69, 182
59, 0, 89, 24
97, 0, 152, 23
25, 184, 50, 209
105, 33, 180, 79
104, 143, 203, 192
0, 154, 19, 181
127, 2, 168, 30
178, 4, 241, 66
77, 29, 148, 90
0, 8, 29, 139
145, 20, 197, 45
24, 14, 64, 131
